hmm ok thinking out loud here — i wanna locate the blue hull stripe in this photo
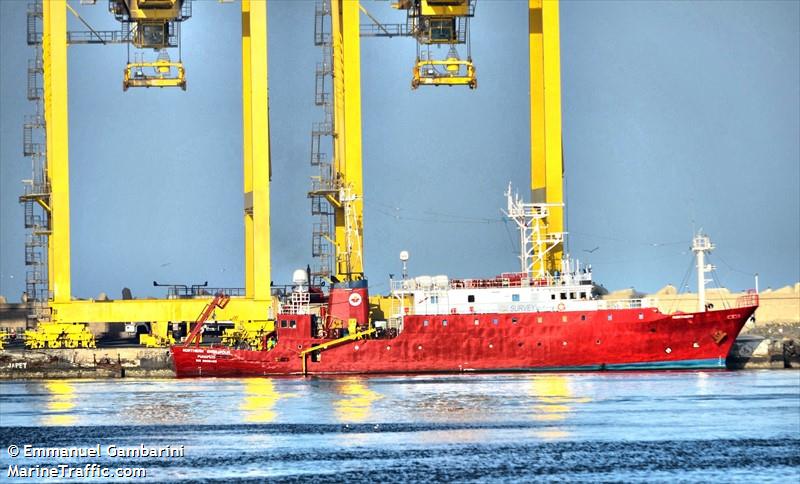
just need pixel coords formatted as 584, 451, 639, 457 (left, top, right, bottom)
605, 358, 724, 370
505, 358, 725, 372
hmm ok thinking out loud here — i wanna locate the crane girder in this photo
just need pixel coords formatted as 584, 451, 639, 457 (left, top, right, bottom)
529, 0, 564, 275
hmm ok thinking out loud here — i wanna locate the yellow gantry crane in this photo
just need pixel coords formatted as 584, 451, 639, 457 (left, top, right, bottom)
21, 0, 274, 348
309, 0, 479, 286
20, 0, 564, 348
310, 0, 563, 283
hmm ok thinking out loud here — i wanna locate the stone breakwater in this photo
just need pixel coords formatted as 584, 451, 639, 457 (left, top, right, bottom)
0, 348, 174, 379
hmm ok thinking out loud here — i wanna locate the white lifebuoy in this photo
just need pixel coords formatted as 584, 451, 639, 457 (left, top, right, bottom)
557, 303, 566, 311
348, 292, 362, 307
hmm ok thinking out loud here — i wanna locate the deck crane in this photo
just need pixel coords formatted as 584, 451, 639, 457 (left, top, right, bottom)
20, 0, 274, 348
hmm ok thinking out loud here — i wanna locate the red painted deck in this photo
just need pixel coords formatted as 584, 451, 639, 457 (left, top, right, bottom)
172, 304, 756, 377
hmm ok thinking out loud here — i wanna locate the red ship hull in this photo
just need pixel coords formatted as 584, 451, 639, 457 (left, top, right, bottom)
171, 305, 756, 377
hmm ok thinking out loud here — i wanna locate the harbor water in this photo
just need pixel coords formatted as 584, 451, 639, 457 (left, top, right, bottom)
1, 370, 798, 482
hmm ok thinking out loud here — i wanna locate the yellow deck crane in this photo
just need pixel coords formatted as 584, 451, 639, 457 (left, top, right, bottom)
20, 0, 274, 348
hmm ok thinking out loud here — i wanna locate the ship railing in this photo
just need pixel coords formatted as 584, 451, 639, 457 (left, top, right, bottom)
735, 290, 759, 308
281, 291, 311, 315
596, 298, 657, 310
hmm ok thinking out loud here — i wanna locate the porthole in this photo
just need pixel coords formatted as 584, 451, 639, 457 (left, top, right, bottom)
354, 345, 359, 351
562, 341, 568, 346
417, 345, 423, 350
386, 345, 391, 351
488, 343, 494, 349
665, 347, 672, 354
692, 342, 699, 348
595, 339, 601, 345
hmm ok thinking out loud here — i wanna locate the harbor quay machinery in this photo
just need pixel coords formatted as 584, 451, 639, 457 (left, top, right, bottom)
19, 0, 275, 348
19, 0, 579, 355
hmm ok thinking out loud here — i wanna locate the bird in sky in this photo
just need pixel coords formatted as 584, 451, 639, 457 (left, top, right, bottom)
583, 246, 600, 253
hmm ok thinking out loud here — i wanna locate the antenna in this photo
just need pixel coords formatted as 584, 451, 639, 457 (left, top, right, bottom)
399, 250, 409, 280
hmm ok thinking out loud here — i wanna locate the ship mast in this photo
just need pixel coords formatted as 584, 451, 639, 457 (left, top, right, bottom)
692, 233, 715, 312
503, 183, 564, 279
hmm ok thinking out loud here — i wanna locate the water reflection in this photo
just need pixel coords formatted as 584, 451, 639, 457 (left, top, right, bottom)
334, 378, 382, 423
41, 380, 77, 426
240, 378, 297, 423
528, 375, 589, 440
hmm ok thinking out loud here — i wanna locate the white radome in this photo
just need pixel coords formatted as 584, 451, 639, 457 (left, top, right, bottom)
292, 269, 308, 286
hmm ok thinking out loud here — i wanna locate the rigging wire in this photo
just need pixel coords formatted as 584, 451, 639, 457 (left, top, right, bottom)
706, 254, 731, 309
669, 254, 696, 315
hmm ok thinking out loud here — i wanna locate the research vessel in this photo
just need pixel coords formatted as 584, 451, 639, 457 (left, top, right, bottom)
172, 188, 758, 377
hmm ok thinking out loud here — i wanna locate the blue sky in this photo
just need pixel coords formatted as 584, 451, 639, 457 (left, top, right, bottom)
1, 0, 798, 302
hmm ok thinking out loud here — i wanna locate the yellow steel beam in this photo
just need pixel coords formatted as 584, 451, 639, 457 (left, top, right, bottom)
300, 326, 376, 375
242, 0, 272, 308
49, 298, 273, 324
43, 0, 72, 303
33, 0, 273, 327
242, 0, 255, 298
330, 1, 365, 281
529, 0, 564, 273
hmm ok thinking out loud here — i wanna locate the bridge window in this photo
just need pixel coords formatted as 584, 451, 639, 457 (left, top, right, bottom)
560, 293, 567, 300
569, 292, 576, 300
442, 319, 448, 327
512, 294, 520, 302
468, 294, 475, 303
290, 320, 296, 329
430, 296, 439, 304
280, 320, 287, 328
551, 294, 556, 300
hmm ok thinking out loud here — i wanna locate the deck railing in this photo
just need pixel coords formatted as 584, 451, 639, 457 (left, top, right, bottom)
735, 290, 759, 308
